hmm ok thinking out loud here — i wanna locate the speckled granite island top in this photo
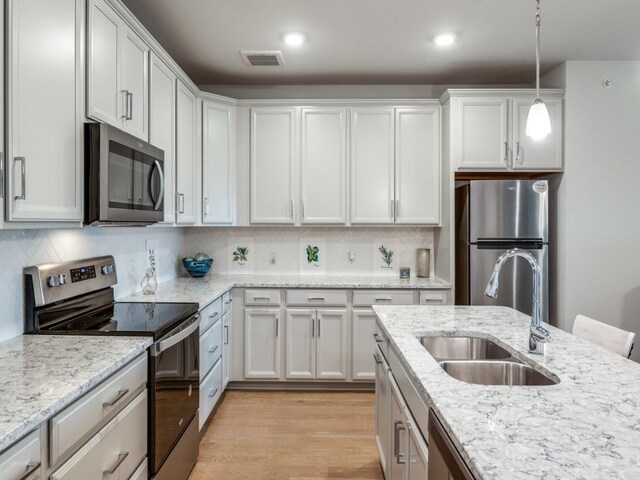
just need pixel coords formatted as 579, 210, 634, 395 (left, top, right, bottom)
0, 335, 151, 453
122, 273, 451, 309
373, 305, 640, 480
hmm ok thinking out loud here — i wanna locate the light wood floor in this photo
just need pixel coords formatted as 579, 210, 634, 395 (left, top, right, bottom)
189, 391, 384, 480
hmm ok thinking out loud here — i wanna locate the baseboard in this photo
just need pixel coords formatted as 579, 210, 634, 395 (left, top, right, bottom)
227, 380, 375, 392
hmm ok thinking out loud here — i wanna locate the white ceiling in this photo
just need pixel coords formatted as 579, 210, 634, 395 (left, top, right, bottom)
122, 0, 640, 85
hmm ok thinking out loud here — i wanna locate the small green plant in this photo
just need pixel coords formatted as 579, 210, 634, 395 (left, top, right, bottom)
379, 245, 394, 267
306, 245, 319, 264
148, 249, 156, 275
233, 246, 249, 263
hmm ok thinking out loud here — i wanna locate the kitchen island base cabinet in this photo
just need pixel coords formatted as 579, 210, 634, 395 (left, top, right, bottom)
244, 309, 281, 379
374, 346, 390, 478
0, 430, 41, 480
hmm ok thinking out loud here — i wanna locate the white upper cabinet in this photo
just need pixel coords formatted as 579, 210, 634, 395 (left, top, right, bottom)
87, 0, 150, 141
175, 81, 199, 224
512, 95, 563, 171
5, 0, 83, 222
350, 108, 395, 224
446, 90, 564, 172
395, 107, 440, 225
300, 108, 347, 224
456, 97, 510, 170
250, 108, 296, 224
149, 54, 176, 224
203, 100, 236, 225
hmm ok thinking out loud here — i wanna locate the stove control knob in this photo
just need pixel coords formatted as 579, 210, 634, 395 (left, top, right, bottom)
59, 274, 68, 285
101, 265, 114, 275
47, 275, 61, 287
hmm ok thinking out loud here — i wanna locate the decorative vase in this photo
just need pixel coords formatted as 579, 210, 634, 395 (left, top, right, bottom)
416, 249, 431, 278
141, 268, 158, 295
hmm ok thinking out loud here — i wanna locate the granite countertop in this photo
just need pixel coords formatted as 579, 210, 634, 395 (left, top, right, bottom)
0, 335, 152, 453
121, 273, 451, 309
373, 305, 640, 480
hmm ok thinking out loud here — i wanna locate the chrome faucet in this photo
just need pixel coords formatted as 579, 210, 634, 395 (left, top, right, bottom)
484, 248, 552, 354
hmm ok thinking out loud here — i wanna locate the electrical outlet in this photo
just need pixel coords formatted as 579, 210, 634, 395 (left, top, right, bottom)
348, 250, 356, 263
270, 252, 277, 265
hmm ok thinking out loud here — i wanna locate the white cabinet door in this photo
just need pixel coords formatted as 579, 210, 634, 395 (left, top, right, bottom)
407, 417, 429, 480
6, 0, 83, 221
456, 97, 509, 170
350, 108, 395, 224
352, 309, 376, 381
374, 347, 390, 478
315, 309, 348, 380
389, 374, 409, 480
175, 81, 198, 224
512, 96, 563, 171
244, 309, 281, 379
285, 309, 315, 379
121, 26, 149, 141
203, 101, 236, 225
395, 107, 440, 225
300, 108, 347, 224
149, 54, 176, 223
87, 0, 122, 127
250, 108, 296, 224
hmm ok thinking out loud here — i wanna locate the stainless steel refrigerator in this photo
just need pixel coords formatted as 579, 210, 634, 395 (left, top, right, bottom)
455, 179, 549, 322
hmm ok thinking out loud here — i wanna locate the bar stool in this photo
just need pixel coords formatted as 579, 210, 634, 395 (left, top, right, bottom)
572, 314, 636, 358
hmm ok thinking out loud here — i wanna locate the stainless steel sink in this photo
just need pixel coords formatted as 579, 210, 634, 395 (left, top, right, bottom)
419, 335, 513, 361
439, 360, 559, 386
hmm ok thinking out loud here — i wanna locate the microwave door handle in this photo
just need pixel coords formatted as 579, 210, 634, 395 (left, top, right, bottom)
152, 160, 164, 211
151, 315, 200, 357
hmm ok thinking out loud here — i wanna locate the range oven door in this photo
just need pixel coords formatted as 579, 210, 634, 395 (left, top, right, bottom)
149, 314, 200, 475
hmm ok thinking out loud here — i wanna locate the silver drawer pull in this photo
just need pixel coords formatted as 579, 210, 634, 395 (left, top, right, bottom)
14, 157, 26, 201
252, 297, 271, 301
373, 333, 384, 343
209, 345, 219, 354
373, 353, 383, 364
103, 451, 129, 476
375, 297, 393, 302
394, 421, 406, 464
225, 299, 232, 305
103, 388, 129, 408
308, 297, 325, 302
209, 387, 219, 398
209, 311, 220, 319
424, 298, 443, 303
18, 461, 41, 480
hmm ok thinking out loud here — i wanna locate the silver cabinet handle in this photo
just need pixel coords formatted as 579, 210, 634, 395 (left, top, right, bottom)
103, 451, 129, 476
275, 317, 279, 337
515, 141, 523, 165
209, 345, 219, 355
225, 299, 232, 305
308, 297, 325, 302
317, 318, 321, 337
0, 152, 4, 200
290, 199, 294, 220
504, 141, 509, 165
301, 200, 305, 220
373, 353, 383, 364
224, 325, 229, 345
177, 193, 185, 214
102, 388, 129, 407
152, 159, 164, 211
394, 420, 406, 464
204, 197, 210, 216
373, 333, 384, 343
17, 461, 41, 480
14, 157, 26, 200
395, 200, 400, 218
121, 90, 129, 119
311, 317, 315, 337
375, 297, 393, 303
209, 387, 219, 398
127, 92, 133, 120
209, 311, 220, 320
390, 199, 395, 219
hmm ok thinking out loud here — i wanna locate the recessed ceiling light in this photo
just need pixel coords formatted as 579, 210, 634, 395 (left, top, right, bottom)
433, 33, 456, 47
283, 32, 305, 46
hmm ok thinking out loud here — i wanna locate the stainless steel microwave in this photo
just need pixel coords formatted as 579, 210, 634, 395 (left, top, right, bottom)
85, 123, 164, 225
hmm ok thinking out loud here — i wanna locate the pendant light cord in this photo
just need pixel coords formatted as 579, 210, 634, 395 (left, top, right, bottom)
535, 0, 541, 99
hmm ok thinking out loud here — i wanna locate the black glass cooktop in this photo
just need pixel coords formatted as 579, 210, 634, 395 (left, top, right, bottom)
46, 302, 198, 339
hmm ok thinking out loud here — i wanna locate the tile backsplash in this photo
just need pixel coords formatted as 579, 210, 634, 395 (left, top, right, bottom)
185, 226, 435, 277
0, 227, 185, 342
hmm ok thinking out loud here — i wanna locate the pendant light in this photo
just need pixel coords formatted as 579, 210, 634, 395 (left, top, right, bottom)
526, 0, 551, 141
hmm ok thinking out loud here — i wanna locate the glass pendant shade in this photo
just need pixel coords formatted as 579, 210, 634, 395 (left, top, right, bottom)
526, 98, 551, 141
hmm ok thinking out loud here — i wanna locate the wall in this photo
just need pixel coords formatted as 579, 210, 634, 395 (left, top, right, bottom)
550, 61, 640, 361
185, 226, 435, 276
0, 227, 186, 342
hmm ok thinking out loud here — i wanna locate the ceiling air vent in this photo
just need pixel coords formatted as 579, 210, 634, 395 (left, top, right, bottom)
240, 50, 286, 67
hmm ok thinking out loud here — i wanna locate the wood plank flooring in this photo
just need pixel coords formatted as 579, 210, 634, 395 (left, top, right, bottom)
189, 391, 384, 480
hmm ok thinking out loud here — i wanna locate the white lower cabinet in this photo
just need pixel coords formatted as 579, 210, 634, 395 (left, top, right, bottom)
199, 358, 222, 430
285, 309, 315, 379
352, 309, 377, 381
0, 430, 41, 480
50, 390, 147, 480
374, 346, 390, 478
390, 373, 410, 480
244, 308, 281, 379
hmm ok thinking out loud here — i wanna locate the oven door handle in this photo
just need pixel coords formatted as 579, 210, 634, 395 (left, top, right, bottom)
151, 314, 200, 357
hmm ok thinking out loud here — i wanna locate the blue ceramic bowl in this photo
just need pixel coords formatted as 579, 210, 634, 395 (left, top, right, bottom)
182, 258, 213, 278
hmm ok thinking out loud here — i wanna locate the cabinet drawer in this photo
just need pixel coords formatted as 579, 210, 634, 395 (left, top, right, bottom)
0, 430, 41, 480
419, 290, 449, 305
222, 291, 232, 314
286, 289, 347, 307
200, 317, 222, 381
51, 390, 147, 480
199, 358, 223, 430
49, 355, 147, 465
200, 296, 223, 333
353, 290, 415, 307
245, 289, 281, 306
129, 458, 148, 480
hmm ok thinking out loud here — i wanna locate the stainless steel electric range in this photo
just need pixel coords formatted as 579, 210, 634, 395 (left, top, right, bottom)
24, 256, 200, 480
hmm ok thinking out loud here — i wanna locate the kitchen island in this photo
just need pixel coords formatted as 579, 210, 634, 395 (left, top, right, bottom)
373, 305, 640, 480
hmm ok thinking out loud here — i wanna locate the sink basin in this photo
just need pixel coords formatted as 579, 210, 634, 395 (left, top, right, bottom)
439, 360, 558, 386
419, 335, 512, 361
